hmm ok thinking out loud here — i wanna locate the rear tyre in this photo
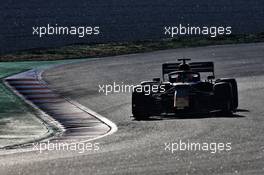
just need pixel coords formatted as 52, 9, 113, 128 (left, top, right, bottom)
214, 82, 233, 114
216, 78, 238, 110
132, 87, 150, 120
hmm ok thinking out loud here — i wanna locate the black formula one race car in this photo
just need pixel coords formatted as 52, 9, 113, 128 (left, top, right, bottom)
132, 59, 238, 120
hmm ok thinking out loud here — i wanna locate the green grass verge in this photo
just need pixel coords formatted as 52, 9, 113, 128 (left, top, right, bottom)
0, 60, 77, 148
1, 33, 264, 61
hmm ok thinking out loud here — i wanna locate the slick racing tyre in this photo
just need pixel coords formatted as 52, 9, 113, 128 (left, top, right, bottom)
214, 82, 233, 114
132, 87, 151, 120
217, 78, 238, 110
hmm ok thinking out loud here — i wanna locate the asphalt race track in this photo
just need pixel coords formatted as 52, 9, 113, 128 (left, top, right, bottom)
1, 43, 264, 174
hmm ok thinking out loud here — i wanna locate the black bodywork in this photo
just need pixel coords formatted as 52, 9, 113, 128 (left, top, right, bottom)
132, 59, 238, 119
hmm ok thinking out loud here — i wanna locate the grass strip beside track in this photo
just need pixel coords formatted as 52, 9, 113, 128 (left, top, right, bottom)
1, 33, 264, 61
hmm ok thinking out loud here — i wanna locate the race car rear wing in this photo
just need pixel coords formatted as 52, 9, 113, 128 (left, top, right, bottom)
162, 62, 215, 80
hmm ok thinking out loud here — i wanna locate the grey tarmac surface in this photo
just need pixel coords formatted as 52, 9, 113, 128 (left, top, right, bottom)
1, 43, 264, 174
